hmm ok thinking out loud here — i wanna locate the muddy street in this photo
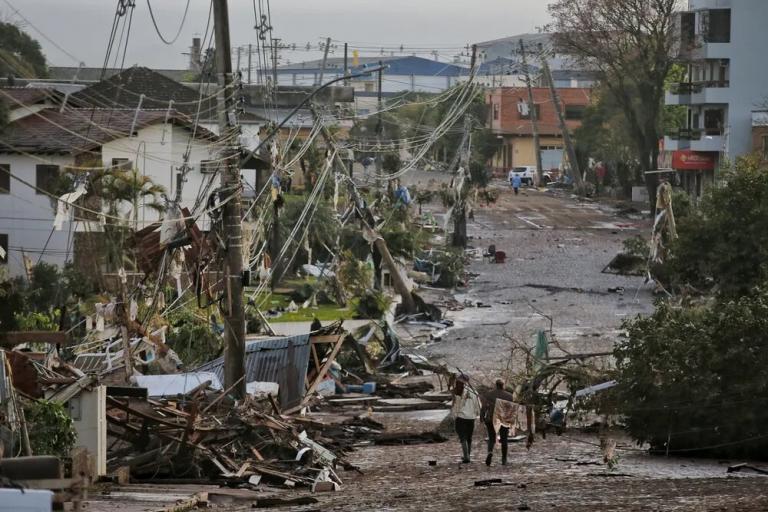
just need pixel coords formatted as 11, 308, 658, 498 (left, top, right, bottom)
415, 183, 654, 380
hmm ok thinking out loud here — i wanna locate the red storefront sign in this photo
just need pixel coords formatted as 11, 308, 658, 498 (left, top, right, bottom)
671, 150, 717, 171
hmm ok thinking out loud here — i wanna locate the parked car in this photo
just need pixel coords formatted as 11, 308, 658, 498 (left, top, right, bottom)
508, 166, 537, 186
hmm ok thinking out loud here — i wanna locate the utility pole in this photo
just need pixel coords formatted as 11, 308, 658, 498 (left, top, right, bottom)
272, 38, 280, 88
343, 43, 349, 86
375, 60, 383, 189
213, 0, 246, 399
236, 46, 241, 77
318, 37, 331, 86
247, 43, 252, 84
540, 48, 583, 189
310, 109, 416, 314
519, 39, 544, 186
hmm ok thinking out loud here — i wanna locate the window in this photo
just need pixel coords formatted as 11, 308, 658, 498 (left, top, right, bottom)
0, 164, 9, 194
35, 165, 59, 195
565, 105, 586, 120
702, 9, 731, 43
762, 135, 768, 161
111, 158, 133, 171
492, 103, 499, 121
0, 234, 7, 265
518, 103, 541, 120
200, 160, 218, 174
703, 108, 724, 135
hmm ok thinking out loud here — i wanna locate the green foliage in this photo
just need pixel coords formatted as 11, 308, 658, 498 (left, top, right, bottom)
165, 307, 222, 368
14, 310, 59, 331
337, 250, 373, 297
24, 400, 77, 458
0, 22, 48, 78
278, 194, 339, 270
381, 226, 428, 260
354, 289, 391, 319
615, 290, 768, 458
666, 156, 768, 295
435, 249, 465, 288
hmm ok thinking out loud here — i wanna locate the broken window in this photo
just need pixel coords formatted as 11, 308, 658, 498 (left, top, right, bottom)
0, 164, 9, 193
35, 165, 59, 195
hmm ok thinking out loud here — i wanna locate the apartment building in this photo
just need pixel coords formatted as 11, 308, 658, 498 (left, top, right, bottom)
665, 0, 768, 196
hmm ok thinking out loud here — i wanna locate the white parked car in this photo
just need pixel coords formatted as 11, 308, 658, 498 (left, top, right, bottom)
508, 166, 537, 186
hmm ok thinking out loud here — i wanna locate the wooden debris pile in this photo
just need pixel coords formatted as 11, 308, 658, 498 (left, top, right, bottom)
105, 386, 351, 490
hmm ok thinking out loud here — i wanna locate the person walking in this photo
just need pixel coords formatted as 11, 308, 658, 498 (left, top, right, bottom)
451, 373, 481, 463
481, 379, 517, 466
512, 174, 522, 196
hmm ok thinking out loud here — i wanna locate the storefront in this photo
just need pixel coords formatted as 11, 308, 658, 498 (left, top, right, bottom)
671, 150, 718, 200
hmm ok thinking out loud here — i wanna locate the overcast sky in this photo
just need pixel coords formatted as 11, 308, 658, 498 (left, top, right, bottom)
4, 0, 551, 70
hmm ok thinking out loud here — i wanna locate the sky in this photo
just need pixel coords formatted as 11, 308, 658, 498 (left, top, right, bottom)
2, 0, 551, 70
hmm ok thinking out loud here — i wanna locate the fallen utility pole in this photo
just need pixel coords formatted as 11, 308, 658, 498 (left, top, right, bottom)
540, 48, 583, 189
519, 39, 544, 185
213, 0, 246, 399
311, 107, 417, 314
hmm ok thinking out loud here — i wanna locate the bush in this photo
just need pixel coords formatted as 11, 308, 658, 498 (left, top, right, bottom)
24, 400, 77, 458
614, 290, 768, 458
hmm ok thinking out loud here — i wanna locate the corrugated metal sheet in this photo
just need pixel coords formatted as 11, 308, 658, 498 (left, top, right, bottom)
195, 334, 311, 409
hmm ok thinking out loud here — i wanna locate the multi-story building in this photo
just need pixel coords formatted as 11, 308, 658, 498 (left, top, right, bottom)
665, 0, 768, 197
486, 87, 591, 175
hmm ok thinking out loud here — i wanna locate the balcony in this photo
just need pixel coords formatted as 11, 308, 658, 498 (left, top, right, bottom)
666, 127, 725, 152
666, 80, 730, 106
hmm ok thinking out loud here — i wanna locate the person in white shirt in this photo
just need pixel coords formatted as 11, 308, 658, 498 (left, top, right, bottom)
451, 373, 482, 463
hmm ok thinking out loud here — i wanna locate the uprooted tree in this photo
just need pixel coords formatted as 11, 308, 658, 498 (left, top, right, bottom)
548, 0, 679, 210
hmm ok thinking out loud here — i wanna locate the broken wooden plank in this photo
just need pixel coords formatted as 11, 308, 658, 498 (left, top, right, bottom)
0, 331, 70, 348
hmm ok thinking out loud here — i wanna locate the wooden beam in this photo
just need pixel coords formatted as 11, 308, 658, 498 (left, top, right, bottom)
0, 331, 69, 348
286, 334, 346, 414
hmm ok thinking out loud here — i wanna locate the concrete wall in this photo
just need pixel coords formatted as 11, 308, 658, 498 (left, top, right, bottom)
0, 153, 76, 276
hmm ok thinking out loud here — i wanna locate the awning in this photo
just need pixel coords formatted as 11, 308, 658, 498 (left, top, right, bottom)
671, 150, 717, 171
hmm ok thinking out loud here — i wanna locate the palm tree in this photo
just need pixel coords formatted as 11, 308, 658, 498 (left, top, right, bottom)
74, 164, 167, 273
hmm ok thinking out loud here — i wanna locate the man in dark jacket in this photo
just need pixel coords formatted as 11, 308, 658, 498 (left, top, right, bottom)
481, 379, 516, 466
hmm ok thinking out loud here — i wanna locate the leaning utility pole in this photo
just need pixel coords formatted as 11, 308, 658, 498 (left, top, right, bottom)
213, 0, 246, 399
540, 48, 583, 188
318, 37, 331, 86
311, 107, 417, 314
519, 39, 544, 185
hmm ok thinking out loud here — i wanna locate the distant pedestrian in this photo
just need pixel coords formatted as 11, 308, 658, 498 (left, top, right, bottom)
451, 373, 481, 463
512, 174, 522, 195
481, 379, 516, 466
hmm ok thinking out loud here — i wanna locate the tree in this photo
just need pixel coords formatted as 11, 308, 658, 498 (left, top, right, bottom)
548, 0, 678, 209
0, 21, 48, 79
664, 155, 768, 296
615, 290, 768, 459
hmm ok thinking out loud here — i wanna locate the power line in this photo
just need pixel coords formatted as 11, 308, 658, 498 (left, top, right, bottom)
146, 0, 191, 45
